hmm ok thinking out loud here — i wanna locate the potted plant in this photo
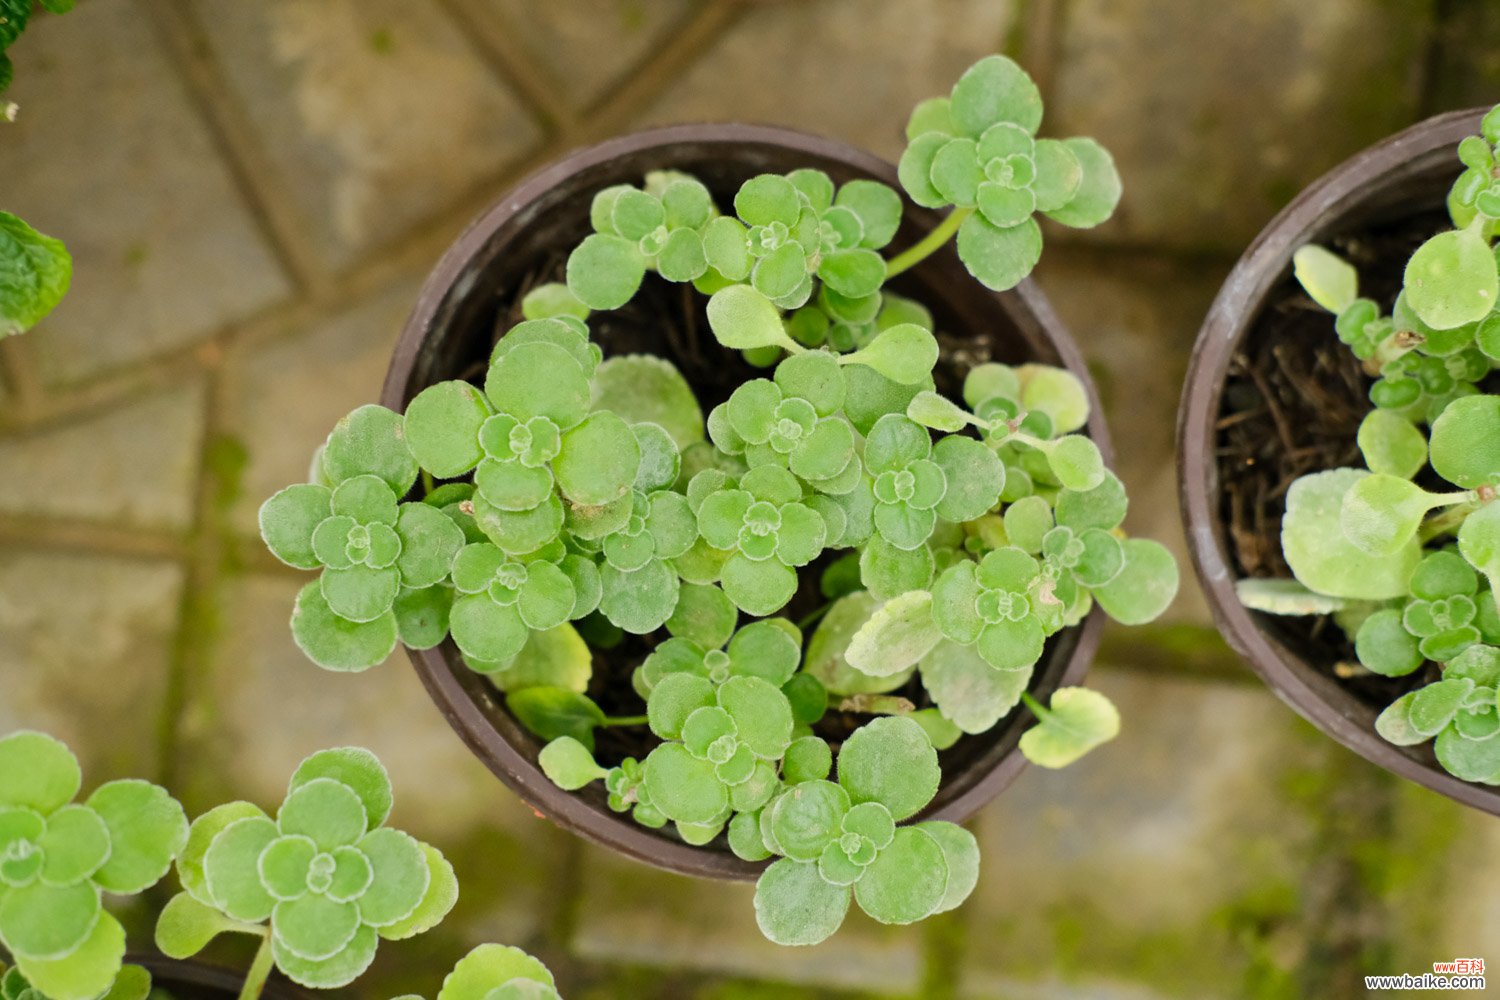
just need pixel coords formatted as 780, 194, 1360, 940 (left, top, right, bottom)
0, 730, 462, 1000
1178, 105, 1500, 811
258, 55, 1179, 944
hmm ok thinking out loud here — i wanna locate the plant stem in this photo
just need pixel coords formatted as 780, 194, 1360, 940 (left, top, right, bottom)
797, 601, 834, 631
884, 207, 974, 279
1420, 499, 1480, 542
1019, 692, 1048, 720
602, 714, 648, 727
421, 469, 435, 497
238, 931, 276, 1000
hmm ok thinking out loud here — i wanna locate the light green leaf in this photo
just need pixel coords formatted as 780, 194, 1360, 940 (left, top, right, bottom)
853, 827, 948, 925
289, 747, 392, 831
1042, 138, 1121, 229
1280, 470, 1420, 601
154, 892, 243, 960
485, 623, 592, 693
376, 841, 457, 941
590, 355, 706, 452
271, 924, 377, 990
84, 779, 188, 894
1019, 687, 1120, 767
1430, 394, 1500, 490
806, 591, 916, 696
920, 639, 1031, 734
707, 284, 800, 353
1092, 538, 1178, 625
291, 581, 398, 672
846, 591, 944, 678
956, 213, 1042, 291
948, 55, 1042, 137
11, 910, 121, 1000
1292, 245, 1358, 313
0, 212, 71, 338
322, 405, 419, 497
1234, 578, 1348, 616
842, 323, 938, 386
437, 944, 555, 1000
403, 381, 492, 478
1357, 409, 1427, 479
837, 716, 940, 820
1403, 228, 1498, 330
753, 858, 851, 947
566, 233, 645, 311
0, 730, 80, 815
506, 688, 606, 752
539, 737, 609, 791
1016, 363, 1090, 434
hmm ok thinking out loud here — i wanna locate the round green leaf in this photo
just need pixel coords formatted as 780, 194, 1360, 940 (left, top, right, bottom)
591, 355, 704, 452
769, 780, 849, 862
1280, 470, 1421, 601
0, 880, 99, 960
1403, 228, 1498, 330
898, 132, 951, 208
949, 55, 1042, 137
957, 213, 1042, 291
735, 174, 801, 227
818, 248, 886, 299
860, 534, 935, 600
914, 821, 979, 914
721, 553, 798, 617
37, 805, 110, 887
403, 381, 492, 478
1430, 394, 1500, 489
1340, 474, 1442, 555
518, 561, 577, 631
506, 688, 605, 751
539, 737, 608, 791
1031, 138, 1083, 212
920, 639, 1030, 734
271, 924, 377, 990
393, 584, 453, 650
202, 816, 279, 922
754, 858, 851, 947
354, 827, 429, 928
320, 565, 400, 624
273, 894, 359, 963
647, 673, 717, 740
932, 435, 1004, 521
642, 744, 728, 824
290, 748, 392, 831
322, 405, 419, 496
375, 840, 456, 941
278, 779, 367, 851
853, 826, 948, 925
554, 410, 641, 507
12, 910, 122, 1000
837, 716, 940, 820
1091, 538, 1178, 625
155, 891, 241, 961
1292, 245, 1359, 313
1043, 138, 1122, 229
83, 780, 187, 894
177, 802, 267, 907
666, 582, 738, 649
1357, 409, 1427, 479
566, 233, 645, 311
598, 558, 679, 634
0, 731, 80, 815
438, 944, 555, 1000
291, 581, 398, 672
717, 676, 794, 759
259, 484, 333, 571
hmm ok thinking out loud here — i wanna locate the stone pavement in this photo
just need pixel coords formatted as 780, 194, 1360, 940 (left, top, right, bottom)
1, 1, 1496, 997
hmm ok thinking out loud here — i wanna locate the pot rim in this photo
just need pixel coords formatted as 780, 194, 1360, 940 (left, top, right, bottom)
126, 955, 303, 1000
385, 122, 1110, 878
1177, 106, 1500, 814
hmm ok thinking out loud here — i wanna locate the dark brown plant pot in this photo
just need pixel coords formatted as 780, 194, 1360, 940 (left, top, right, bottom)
1178, 107, 1500, 815
128, 956, 303, 1000
384, 123, 1110, 879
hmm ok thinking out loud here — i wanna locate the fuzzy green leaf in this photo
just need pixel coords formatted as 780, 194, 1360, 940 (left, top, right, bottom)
707, 284, 799, 353
1292, 245, 1358, 313
837, 716, 940, 820
1280, 470, 1420, 601
846, 591, 944, 678
853, 827, 948, 925
0, 212, 71, 338
506, 688, 606, 751
1403, 228, 1498, 330
956, 213, 1042, 292
567, 233, 645, 311
1019, 687, 1119, 767
0, 731, 80, 814
84, 779, 187, 894
1430, 394, 1500, 490
754, 858, 851, 947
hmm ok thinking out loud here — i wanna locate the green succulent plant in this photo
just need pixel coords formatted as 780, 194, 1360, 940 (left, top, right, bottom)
154, 747, 457, 992
257, 52, 1173, 948
1241, 106, 1500, 784
0, 732, 186, 1000
0, 966, 150, 1000
895, 55, 1121, 291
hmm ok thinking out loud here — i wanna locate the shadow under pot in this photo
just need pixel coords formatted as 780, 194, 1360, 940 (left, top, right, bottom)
1178, 107, 1500, 815
383, 123, 1111, 879
127, 957, 304, 1000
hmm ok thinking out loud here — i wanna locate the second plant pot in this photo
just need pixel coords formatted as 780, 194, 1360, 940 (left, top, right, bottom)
1178, 107, 1500, 814
384, 123, 1111, 879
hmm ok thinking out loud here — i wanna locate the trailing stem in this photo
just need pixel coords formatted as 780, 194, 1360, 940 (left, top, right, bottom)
884, 207, 973, 279
238, 930, 276, 1000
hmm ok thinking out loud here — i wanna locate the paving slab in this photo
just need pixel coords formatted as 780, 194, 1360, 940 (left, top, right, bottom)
190, 0, 543, 270
0, 382, 206, 529
0, 0, 291, 386
571, 842, 924, 994
479, 0, 694, 113
0, 552, 183, 782
640, 0, 1019, 162
222, 274, 421, 537
1048, 0, 1432, 253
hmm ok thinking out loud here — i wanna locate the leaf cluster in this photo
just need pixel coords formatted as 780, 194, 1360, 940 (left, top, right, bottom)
1249, 107, 1500, 783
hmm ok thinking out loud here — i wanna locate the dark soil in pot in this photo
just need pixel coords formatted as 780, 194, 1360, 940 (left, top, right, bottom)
385, 124, 1110, 878
1179, 107, 1500, 814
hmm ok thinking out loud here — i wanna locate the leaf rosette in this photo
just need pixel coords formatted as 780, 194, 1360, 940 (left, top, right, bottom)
402, 320, 641, 534
0, 732, 187, 1000
695, 465, 829, 615
897, 55, 1120, 290
752, 717, 977, 946
162, 748, 456, 989
717, 351, 859, 491
931, 546, 1050, 670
